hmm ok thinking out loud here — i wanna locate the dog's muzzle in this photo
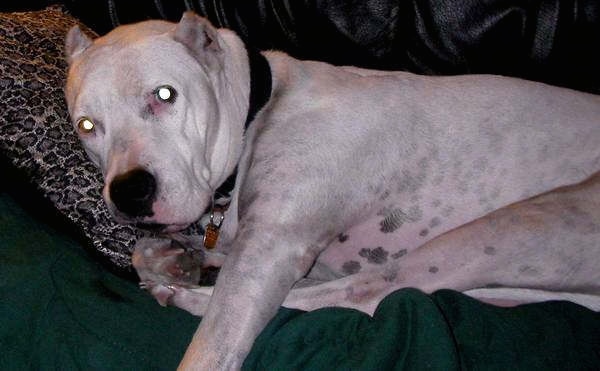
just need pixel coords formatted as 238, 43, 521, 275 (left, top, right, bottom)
109, 168, 156, 218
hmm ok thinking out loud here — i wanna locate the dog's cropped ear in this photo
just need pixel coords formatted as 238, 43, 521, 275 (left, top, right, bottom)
65, 25, 93, 64
173, 12, 222, 67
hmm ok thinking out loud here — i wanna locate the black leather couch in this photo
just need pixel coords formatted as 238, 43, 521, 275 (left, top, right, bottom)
6, 0, 600, 93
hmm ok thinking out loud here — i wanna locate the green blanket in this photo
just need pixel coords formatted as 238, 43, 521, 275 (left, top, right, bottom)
1, 189, 599, 370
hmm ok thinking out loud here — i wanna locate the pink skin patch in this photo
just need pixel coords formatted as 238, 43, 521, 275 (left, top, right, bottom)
146, 94, 169, 116
145, 85, 176, 116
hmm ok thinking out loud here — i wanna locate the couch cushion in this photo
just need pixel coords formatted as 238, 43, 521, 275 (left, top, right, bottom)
0, 7, 140, 271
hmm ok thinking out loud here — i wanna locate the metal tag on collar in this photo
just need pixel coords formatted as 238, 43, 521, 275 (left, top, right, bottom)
203, 205, 225, 250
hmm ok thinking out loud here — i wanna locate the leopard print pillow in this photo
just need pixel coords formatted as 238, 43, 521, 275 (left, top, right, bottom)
0, 7, 141, 271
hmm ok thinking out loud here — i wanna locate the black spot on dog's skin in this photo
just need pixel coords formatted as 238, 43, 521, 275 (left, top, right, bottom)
382, 271, 397, 282
379, 205, 423, 233
518, 265, 539, 276
397, 167, 428, 194
484, 246, 497, 255
359, 247, 389, 264
342, 260, 361, 275
559, 206, 600, 234
441, 206, 455, 217
419, 228, 429, 237
392, 249, 407, 259
428, 266, 439, 274
379, 190, 391, 201
337, 233, 349, 243
429, 217, 441, 229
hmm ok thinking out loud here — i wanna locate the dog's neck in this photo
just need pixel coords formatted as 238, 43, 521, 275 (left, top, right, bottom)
213, 47, 271, 199
203, 44, 272, 249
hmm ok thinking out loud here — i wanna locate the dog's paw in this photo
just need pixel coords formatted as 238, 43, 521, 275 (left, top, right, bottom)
138, 280, 176, 306
132, 236, 204, 288
168, 285, 213, 316
137, 280, 212, 315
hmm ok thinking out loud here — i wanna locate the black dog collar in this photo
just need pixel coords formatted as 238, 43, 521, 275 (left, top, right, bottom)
245, 48, 272, 129
203, 48, 272, 248
212, 48, 272, 200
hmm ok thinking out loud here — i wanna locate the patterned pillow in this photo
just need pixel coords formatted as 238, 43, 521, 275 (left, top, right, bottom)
0, 7, 141, 272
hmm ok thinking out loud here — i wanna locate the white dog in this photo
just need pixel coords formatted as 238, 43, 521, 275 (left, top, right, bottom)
65, 12, 600, 369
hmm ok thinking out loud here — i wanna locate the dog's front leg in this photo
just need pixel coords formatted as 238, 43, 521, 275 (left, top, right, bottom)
178, 224, 317, 370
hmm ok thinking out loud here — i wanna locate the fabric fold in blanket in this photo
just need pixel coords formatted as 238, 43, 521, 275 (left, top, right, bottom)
1, 191, 599, 370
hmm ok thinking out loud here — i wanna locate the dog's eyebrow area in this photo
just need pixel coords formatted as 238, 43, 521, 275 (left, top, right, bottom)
140, 86, 177, 119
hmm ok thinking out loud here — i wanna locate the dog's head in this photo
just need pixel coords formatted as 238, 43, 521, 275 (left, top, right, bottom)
64, 13, 248, 232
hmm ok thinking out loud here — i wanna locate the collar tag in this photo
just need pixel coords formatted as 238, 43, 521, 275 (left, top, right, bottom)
203, 205, 225, 249
203, 222, 220, 249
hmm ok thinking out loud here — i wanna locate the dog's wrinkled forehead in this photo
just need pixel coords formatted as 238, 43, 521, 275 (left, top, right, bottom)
66, 29, 204, 109
65, 13, 225, 115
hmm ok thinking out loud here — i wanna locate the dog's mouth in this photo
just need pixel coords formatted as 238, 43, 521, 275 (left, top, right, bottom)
107, 198, 201, 234
135, 222, 192, 233
105, 178, 216, 235
162, 222, 193, 233
134, 222, 166, 231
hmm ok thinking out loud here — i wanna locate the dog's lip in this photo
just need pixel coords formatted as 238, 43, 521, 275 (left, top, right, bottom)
134, 222, 190, 233
162, 223, 191, 233
135, 222, 167, 231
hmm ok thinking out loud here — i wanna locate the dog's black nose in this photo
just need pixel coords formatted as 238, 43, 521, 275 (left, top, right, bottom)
109, 168, 156, 217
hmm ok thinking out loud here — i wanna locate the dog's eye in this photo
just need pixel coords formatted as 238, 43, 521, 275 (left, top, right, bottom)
76, 117, 95, 134
155, 85, 177, 103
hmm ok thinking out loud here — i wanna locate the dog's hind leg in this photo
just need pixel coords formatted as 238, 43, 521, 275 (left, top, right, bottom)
287, 172, 600, 314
